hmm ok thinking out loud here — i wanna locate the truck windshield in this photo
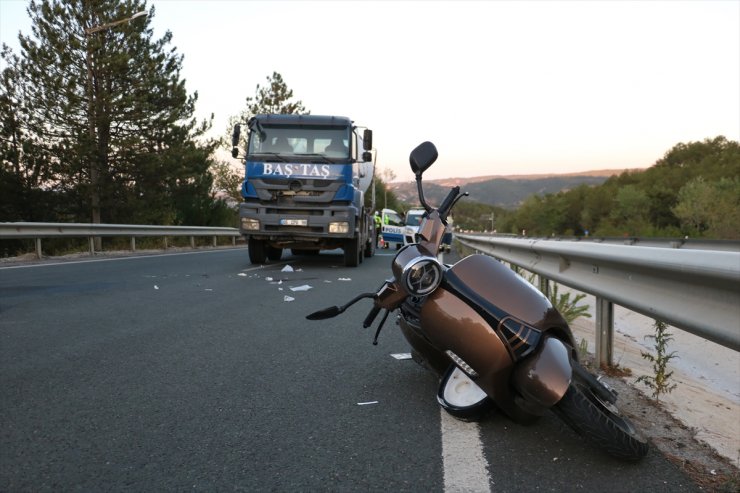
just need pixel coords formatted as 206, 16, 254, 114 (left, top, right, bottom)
248, 125, 350, 159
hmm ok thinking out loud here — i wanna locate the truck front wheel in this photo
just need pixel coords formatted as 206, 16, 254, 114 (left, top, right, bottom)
343, 238, 360, 267
248, 237, 267, 264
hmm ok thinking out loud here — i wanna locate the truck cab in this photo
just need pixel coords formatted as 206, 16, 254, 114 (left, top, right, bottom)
232, 114, 375, 267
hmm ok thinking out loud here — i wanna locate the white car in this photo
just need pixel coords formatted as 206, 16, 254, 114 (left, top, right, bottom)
403, 209, 426, 246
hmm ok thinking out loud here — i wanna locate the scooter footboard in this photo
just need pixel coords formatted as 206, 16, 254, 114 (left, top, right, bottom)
512, 336, 572, 413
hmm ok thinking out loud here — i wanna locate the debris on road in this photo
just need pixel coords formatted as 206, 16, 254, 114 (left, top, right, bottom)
390, 353, 412, 360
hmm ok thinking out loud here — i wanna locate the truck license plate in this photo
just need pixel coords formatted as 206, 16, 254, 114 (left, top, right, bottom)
280, 219, 308, 226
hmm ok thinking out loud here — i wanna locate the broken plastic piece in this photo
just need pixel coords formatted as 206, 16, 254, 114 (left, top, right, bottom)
390, 353, 412, 360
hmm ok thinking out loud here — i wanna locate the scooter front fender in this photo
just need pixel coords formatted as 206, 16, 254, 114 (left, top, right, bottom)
512, 336, 572, 413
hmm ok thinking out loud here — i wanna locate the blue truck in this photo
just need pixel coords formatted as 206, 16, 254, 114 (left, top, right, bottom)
231, 114, 376, 267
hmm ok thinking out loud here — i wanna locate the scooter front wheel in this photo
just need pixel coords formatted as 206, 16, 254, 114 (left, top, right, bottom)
437, 365, 493, 421
554, 371, 649, 461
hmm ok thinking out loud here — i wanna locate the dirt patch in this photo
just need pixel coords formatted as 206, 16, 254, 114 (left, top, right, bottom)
595, 363, 739, 492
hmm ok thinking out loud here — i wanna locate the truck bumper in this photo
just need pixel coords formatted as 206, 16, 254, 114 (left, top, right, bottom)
239, 202, 358, 245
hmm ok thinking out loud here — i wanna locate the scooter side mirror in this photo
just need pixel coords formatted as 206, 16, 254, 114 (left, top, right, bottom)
409, 141, 438, 177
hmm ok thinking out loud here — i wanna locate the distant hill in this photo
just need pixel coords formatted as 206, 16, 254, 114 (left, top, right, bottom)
389, 169, 634, 208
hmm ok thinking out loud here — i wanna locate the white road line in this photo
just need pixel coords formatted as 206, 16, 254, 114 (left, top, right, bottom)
441, 408, 492, 493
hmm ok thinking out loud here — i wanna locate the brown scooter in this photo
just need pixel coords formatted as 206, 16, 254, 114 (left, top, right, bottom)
307, 142, 648, 461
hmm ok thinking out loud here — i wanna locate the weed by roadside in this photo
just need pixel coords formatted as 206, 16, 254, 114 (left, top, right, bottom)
636, 319, 678, 402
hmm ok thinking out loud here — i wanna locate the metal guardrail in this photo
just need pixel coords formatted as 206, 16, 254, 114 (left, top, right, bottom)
0, 222, 241, 258
456, 233, 740, 365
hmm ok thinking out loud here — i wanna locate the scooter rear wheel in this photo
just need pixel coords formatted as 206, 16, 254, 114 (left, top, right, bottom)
554, 371, 649, 461
437, 365, 493, 421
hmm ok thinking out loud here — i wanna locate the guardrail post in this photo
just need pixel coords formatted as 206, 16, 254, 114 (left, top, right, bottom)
212, 236, 217, 247
88, 237, 95, 256
595, 297, 614, 368
232, 236, 236, 246
131, 237, 136, 251
163, 236, 168, 250
190, 236, 195, 249
35, 238, 42, 259
538, 275, 550, 298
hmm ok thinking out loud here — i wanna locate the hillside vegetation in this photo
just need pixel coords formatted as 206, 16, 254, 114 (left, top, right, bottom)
394, 136, 739, 239
391, 174, 612, 209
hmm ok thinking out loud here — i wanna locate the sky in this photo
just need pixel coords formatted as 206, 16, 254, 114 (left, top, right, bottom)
1, 0, 739, 182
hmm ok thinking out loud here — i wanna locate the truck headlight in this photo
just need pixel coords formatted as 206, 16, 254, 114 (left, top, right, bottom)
329, 222, 349, 234
402, 256, 442, 296
241, 218, 260, 231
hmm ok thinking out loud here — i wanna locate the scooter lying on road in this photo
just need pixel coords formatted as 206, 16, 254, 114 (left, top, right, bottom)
307, 142, 648, 461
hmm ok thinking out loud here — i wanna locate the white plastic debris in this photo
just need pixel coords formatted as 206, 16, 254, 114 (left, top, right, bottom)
290, 285, 313, 292
237, 273, 247, 277
338, 278, 351, 281
357, 401, 378, 406
265, 277, 273, 282
283, 295, 295, 302
205, 288, 213, 292
154, 285, 159, 290
390, 353, 412, 360
281, 265, 294, 272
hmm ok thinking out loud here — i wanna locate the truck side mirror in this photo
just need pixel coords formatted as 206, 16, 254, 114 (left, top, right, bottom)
232, 123, 241, 147
231, 124, 241, 159
362, 151, 372, 162
363, 129, 372, 151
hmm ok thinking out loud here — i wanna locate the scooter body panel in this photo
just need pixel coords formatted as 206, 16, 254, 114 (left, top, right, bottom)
401, 254, 576, 422
407, 288, 533, 422
511, 336, 572, 413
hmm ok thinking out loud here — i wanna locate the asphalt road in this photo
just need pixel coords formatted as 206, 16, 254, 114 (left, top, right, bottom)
0, 247, 702, 491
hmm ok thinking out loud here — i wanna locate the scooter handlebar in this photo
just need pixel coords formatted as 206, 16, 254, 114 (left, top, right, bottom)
438, 186, 461, 221
363, 305, 382, 328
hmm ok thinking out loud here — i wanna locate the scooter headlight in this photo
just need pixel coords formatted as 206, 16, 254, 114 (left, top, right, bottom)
402, 256, 442, 296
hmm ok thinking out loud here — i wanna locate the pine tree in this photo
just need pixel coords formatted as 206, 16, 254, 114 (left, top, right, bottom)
224, 71, 309, 149
1, 0, 219, 226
